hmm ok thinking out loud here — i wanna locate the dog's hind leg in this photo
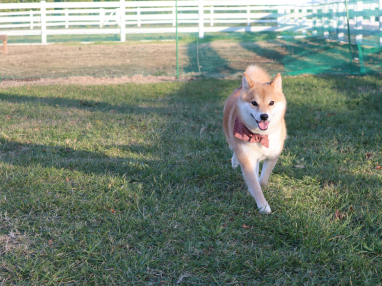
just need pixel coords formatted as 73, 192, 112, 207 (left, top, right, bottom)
231, 152, 239, 168
259, 157, 278, 187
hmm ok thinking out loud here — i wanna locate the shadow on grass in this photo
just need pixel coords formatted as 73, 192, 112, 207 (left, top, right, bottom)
0, 80, 232, 184
0, 75, 381, 188
239, 39, 286, 66
0, 91, 166, 116
181, 32, 285, 77
0, 138, 153, 178
182, 38, 239, 77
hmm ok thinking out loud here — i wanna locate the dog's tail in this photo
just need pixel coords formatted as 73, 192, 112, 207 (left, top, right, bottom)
245, 65, 271, 84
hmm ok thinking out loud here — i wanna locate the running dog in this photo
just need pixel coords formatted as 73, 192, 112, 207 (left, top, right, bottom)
223, 65, 287, 214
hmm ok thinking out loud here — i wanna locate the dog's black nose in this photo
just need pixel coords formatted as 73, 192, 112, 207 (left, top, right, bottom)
260, 114, 269, 121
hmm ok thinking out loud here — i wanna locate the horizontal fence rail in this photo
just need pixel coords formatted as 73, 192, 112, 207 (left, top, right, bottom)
0, 0, 381, 46
0, 0, 315, 43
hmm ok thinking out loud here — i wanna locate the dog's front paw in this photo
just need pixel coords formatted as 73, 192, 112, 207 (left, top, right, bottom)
258, 204, 271, 214
231, 153, 239, 169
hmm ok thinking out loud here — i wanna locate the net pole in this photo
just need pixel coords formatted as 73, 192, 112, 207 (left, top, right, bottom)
176, 0, 179, 79
357, 43, 365, 74
344, 0, 353, 74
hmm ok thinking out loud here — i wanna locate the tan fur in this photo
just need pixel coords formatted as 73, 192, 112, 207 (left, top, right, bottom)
244, 65, 271, 83
223, 65, 287, 213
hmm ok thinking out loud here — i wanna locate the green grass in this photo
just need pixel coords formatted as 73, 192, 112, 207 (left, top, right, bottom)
0, 76, 382, 285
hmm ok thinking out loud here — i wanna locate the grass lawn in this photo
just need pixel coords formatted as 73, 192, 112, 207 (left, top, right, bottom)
0, 75, 382, 285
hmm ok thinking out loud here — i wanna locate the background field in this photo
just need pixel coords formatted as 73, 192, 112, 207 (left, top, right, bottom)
0, 33, 286, 79
2, 34, 382, 81
1, 76, 382, 284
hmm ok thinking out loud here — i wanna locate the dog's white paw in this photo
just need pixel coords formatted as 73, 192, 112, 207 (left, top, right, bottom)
258, 204, 271, 214
231, 154, 239, 169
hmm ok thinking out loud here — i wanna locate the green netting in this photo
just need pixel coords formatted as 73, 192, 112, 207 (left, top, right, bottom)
281, 0, 382, 76
0, 0, 381, 80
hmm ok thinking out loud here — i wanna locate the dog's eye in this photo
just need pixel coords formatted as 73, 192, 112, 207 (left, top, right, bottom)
269, 101, 274, 106
251, 101, 258, 106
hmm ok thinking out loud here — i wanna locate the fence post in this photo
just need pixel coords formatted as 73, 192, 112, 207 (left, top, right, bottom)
291, 8, 296, 34
173, 5, 176, 26
312, 6, 317, 35
323, 3, 329, 38
302, 7, 307, 34
356, 1, 362, 43
332, 4, 337, 37
65, 9, 69, 29
295, 8, 301, 35
247, 6, 250, 27
370, 4, 376, 27
379, 0, 382, 46
338, 3, 344, 41
277, 8, 284, 27
285, 8, 291, 25
100, 8, 104, 28
137, 7, 141, 27
116, 8, 120, 27
321, 4, 329, 39
328, 4, 331, 36
198, 0, 204, 39
210, 6, 214, 26
30, 10, 34, 29
295, 8, 300, 27
41, 0, 47, 44
332, 4, 338, 35
120, 0, 126, 42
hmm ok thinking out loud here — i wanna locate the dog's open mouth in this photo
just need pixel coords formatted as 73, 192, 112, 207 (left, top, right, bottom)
256, 120, 269, 130
250, 114, 269, 130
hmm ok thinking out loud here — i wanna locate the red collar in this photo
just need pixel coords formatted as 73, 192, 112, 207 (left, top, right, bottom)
233, 117, 269, 148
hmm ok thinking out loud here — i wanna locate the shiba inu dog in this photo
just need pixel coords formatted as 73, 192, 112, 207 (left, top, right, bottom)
223, 65, 287, 214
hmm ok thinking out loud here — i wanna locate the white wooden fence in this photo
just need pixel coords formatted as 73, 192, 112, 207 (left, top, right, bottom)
311, 0, 382, 46
0, 0, 381, 46
0, 0, 314, 44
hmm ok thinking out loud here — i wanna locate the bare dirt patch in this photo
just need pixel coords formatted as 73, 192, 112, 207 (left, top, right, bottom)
0, 75, 190, 88
0, 43, 178, 79
0, 40, 287, 81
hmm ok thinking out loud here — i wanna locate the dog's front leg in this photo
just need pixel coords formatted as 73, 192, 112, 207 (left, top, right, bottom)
259, 156, 278, 187
239, 157, 271, 214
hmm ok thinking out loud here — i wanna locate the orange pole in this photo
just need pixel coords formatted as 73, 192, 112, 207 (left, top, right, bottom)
3, 39, 7, 54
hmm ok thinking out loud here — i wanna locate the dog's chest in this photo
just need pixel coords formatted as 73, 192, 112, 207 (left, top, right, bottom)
239, 133, 283, 161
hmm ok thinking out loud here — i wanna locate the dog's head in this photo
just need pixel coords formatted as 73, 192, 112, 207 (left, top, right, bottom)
238, 72, 286, 133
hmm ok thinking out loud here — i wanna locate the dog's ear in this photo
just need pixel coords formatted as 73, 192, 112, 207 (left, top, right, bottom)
270, 73, 282, 93
242, 72, 254, 90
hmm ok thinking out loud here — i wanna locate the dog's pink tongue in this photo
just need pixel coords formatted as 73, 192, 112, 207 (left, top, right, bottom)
258, 121, 269, 130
